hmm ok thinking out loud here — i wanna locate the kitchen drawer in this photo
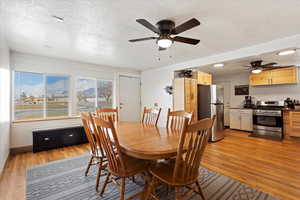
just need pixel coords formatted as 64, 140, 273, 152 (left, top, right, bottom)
291, 120, 300, 128
290, 112, 300, 121
289, 128, 300, 137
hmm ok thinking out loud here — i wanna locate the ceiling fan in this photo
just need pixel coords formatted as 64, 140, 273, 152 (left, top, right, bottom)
129, 18, 200, 50
244, 60, 293, 74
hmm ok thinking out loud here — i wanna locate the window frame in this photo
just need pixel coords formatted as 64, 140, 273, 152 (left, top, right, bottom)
12, 70, 71, 121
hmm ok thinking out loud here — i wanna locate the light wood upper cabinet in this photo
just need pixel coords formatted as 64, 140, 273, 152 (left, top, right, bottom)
249, 71, 270, 86
270, 67, 298, 85
249, 67, 298, 86
192, 72, 212, 85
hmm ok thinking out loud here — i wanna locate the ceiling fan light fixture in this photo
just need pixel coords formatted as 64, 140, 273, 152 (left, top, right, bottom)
157, 38, 172, 48
213, 63, 224, 68
277, 49, 296, 56
252, 69, 262, 74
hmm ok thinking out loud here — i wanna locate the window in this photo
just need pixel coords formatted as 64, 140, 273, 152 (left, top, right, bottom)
97, 80, 113, 108
46, 75, 69, 117
76, 78, 96, 113
14, 71, 70, 120
76, 78, 114, 113
14, 72, 44, 120
13, 71, 114, 120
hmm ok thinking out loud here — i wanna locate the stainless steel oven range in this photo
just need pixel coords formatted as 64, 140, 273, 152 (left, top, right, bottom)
250, 101, 284, 140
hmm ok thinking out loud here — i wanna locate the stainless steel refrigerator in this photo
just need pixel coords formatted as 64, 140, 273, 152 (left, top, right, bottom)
198, 85, 225, 142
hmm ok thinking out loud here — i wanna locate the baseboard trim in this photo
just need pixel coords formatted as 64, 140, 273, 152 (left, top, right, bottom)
10, 145, 33, 154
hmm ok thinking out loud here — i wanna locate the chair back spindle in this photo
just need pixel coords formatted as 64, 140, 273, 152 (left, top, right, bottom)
166, 108, 193, 131
96, 107, 119, 122
142, 107, 162, 126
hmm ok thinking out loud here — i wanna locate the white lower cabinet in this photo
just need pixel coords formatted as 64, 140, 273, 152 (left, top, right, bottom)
230, 109, 253, 131
229, 109, 241, 129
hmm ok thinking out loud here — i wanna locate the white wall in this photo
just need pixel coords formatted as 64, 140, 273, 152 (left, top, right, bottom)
141, 34, 300, 127
213, 70, 300, 107
10, 52, 140, 148
141, 67, 173, 127
0, 20, 11, 173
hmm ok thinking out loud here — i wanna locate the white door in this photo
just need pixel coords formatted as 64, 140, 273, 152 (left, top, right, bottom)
230, 109, 241, 129
119, 75, 141, 121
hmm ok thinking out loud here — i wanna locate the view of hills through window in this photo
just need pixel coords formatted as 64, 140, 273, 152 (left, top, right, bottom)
76, 78, 96, 113
97, 80, 113, 108
76, 78, 113, 113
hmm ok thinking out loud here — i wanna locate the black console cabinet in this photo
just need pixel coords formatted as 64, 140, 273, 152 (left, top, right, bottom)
33, 126, 88, 152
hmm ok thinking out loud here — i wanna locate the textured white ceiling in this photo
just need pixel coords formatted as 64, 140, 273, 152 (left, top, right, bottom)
2, 0, 300, 70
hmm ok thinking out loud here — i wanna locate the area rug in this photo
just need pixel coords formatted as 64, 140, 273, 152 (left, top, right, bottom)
26, 154, 278, 200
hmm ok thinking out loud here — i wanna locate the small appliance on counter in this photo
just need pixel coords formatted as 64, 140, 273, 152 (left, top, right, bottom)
198, 85, 225, 142
250, 100, 284, 140
243, 96, 255, 108
284, 98, 300, 110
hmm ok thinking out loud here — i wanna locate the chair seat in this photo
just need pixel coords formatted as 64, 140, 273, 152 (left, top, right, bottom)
109, 154, 148, 177
149, 160, 199, 186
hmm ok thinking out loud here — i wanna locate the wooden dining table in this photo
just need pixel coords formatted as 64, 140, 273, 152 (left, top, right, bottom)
114, 121, 182, 160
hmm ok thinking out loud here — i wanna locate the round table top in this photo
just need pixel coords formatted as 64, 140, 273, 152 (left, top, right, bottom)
115, 121, 181, 160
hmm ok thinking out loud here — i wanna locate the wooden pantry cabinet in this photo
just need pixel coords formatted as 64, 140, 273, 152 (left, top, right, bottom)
249, 67, 298, 86
173, 78, 197, 121
192, 71, 212, 85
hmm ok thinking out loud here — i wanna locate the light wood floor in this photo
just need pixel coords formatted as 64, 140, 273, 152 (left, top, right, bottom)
0, 129, 299, 200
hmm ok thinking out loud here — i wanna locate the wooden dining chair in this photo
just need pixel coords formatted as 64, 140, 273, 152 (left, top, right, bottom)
166, 108, 193, 131
93, 116, 149, 200
142, 107, 162, 126
96, 107, 119, 122
144, 115, 216, 200
80, 113, 107, 192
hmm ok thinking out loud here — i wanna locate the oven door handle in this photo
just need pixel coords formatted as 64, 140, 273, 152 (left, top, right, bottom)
254, 113, 282, 116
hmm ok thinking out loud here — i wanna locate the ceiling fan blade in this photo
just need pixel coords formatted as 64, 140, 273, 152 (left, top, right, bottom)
136, 19, 160, 34
159, 47, 167, 51
262, 62, 277, 67
265, 65, 294, 69
243, 66, 252, 68
172, 18, 200, 34
129, 37, 157, 42
173, 36, 200, 45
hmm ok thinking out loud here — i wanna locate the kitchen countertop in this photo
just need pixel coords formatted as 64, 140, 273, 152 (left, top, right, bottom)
282, 108, 300, 112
